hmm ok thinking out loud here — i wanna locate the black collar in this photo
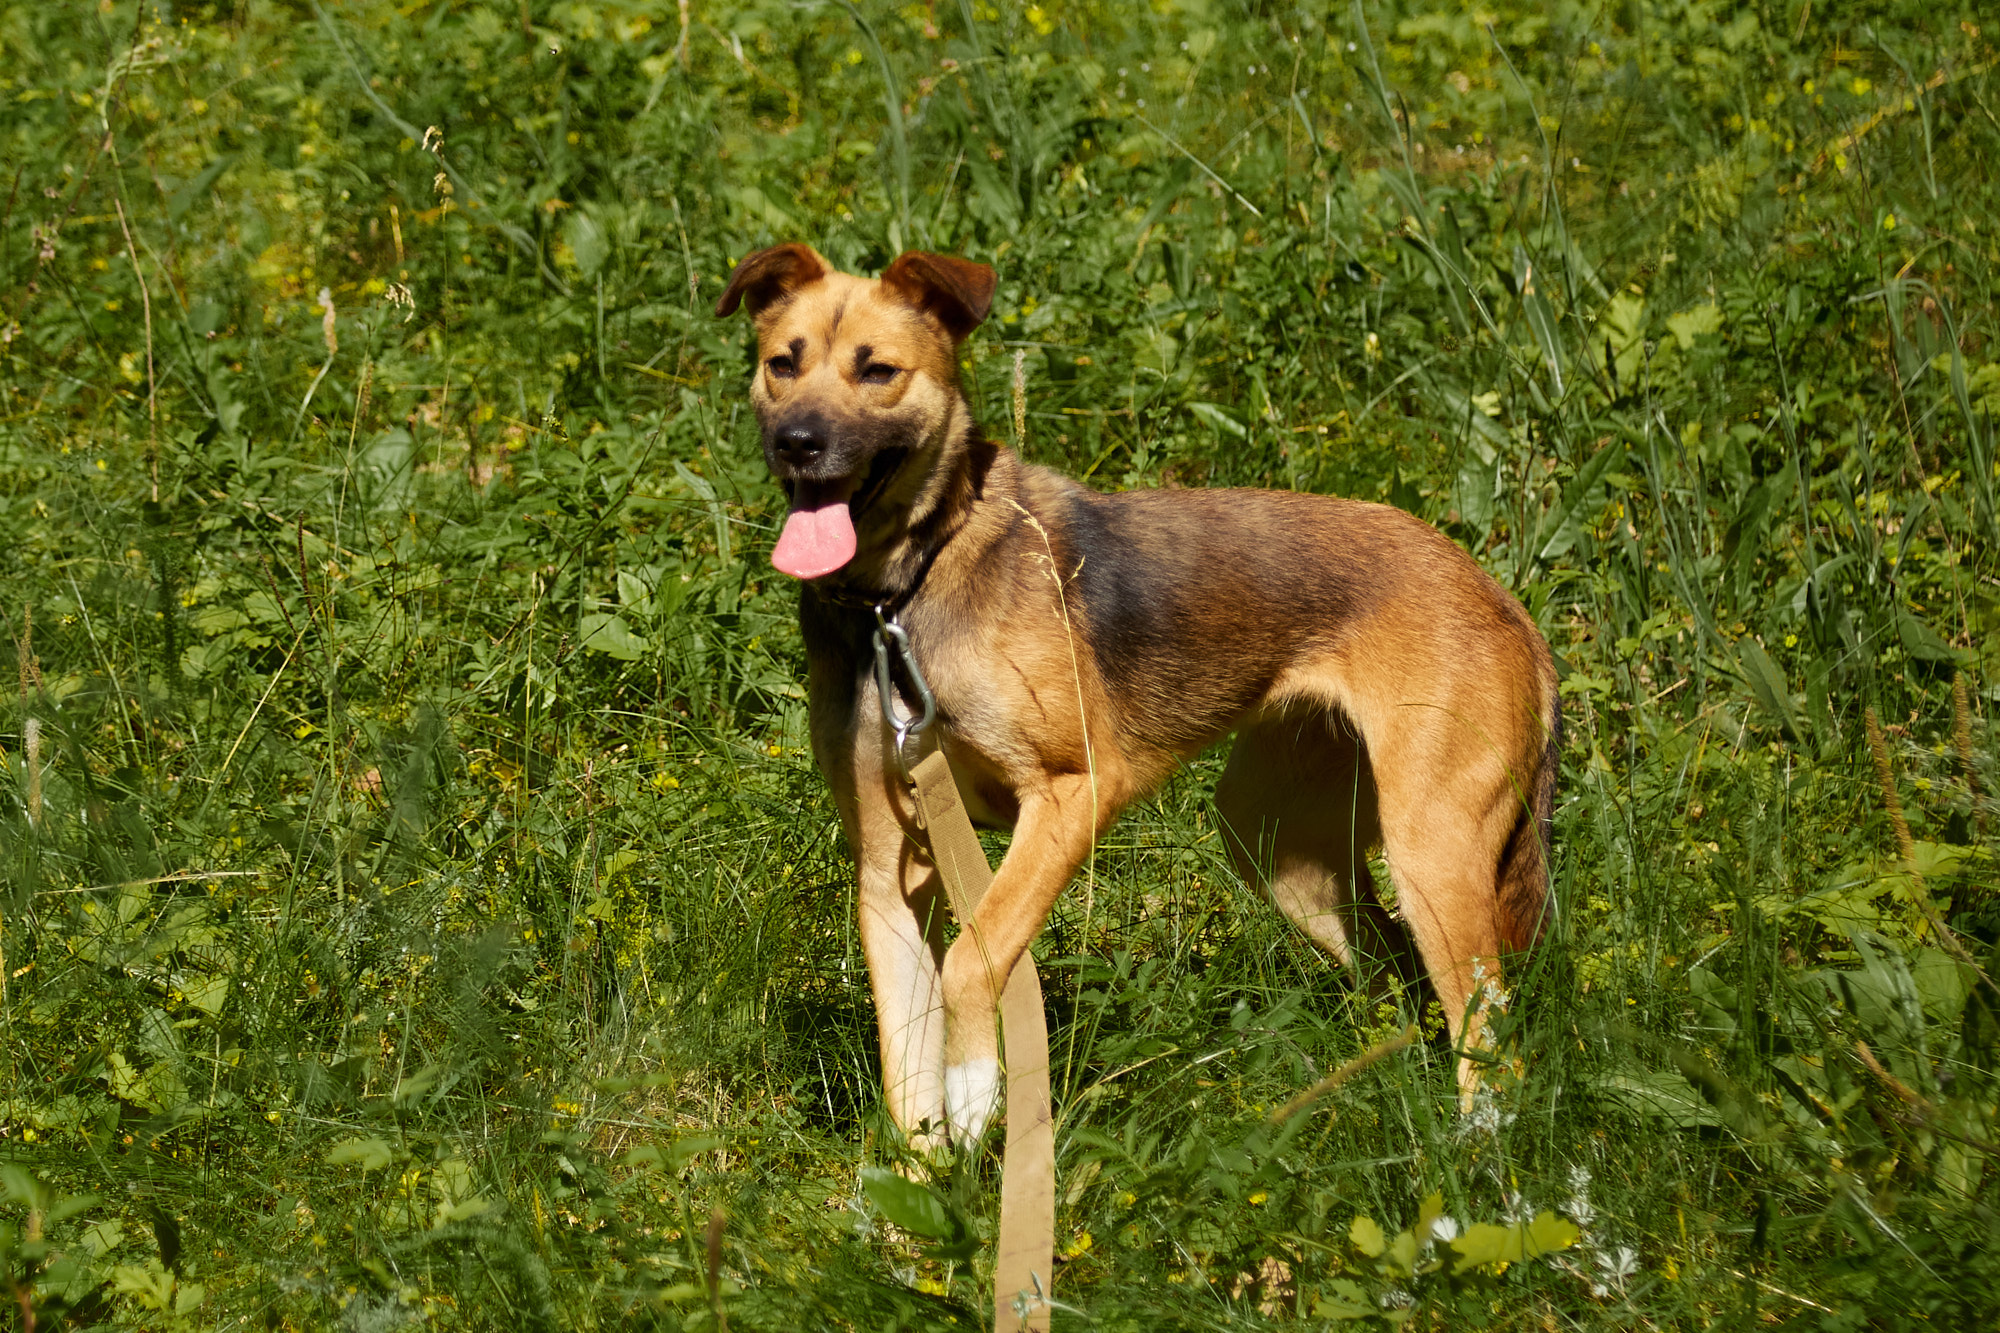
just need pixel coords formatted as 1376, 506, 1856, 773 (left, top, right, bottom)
804, 535, 944, 618
795, 438, 991, 619
801, 501, 958, 618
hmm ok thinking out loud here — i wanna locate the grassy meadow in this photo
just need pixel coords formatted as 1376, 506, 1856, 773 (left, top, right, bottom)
3, 0, 1999, 1326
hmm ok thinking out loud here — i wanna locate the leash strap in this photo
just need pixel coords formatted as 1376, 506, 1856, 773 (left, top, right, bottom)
910, 750, 1055, 1332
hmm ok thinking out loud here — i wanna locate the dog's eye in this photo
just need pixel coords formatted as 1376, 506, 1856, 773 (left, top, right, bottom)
766, 355, 796, 378
860, 363, 900, 385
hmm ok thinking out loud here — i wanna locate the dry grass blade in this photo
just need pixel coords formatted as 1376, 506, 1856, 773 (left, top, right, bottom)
1954, 671, 1983, 834
706, 1206, 728, 1332
1267, 1024, 1419, 1124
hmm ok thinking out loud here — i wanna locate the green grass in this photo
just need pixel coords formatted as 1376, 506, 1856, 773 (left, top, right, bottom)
1, 0, 1998, 1327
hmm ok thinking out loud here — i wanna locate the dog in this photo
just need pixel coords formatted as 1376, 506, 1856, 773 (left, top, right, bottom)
716, 244, 1560, 1147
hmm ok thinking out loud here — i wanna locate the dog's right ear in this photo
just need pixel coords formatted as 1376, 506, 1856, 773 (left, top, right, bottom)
713, 243, 828, 319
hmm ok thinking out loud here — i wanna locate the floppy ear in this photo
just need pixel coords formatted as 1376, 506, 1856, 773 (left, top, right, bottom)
879, 251, 997, 341
713, 243, 829, 319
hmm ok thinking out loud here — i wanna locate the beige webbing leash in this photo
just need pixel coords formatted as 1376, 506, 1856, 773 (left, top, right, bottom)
874, 609, 1055, 1331
911, 752, 1056, 1331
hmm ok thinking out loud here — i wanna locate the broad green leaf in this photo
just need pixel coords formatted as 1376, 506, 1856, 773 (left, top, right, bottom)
1450, 1211, 1579, 1273
1534, 440, 1625, 563
1385, 1226, 1420, 1275
0, 1166, 46, 1210
105, 1052, 150, 1107
1449, 1220, 1514, 1270
110, 1261, 178, 1310
184, 975, 230, 1017
326, 1136, 396, 1171
1738, 640, 1806, 742
434, 1196, 493, 1227
564, 211, 609, 277
579, 612, 648, 661
82, 1219, 125, 1257
1314, 1278, 1376, 1319
1909, 946, 1975, 1023
860, 1167, 956, 1240
1522, 1211, 1581, 1258
615, 569, 654, 616
1604, 292, 1647, 384
1595, 1070, 1723, 1128
1349, 1214, 1387, 1257
392, 1065, 442, 1106
47, 1191, 101, 1225
670, 1136, 723, 1167
1896, 608, 1965, 664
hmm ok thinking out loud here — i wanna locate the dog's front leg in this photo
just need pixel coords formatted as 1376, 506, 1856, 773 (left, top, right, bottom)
939, 770, 1101, 1143
855, 812, 953, 1149
816, 667, 954, 1149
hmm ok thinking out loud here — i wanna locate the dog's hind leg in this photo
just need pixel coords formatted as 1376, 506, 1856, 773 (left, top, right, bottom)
1215, 711, 1416, 991
1368, 744, 1522, 1108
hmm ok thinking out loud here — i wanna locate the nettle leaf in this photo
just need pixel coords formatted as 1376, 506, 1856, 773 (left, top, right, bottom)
1666, 302, 1723, 350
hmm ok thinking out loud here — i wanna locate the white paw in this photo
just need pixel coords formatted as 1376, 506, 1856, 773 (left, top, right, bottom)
943, 1059, 1001, 1144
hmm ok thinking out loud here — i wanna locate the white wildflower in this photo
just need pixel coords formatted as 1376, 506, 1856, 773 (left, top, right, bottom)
1456, 1089, 1516, 1139
1592, 1245, 1639, 1295
1563, 1165, 1596, 1228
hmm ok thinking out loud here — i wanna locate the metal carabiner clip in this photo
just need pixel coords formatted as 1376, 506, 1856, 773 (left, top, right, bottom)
871, 604, 936, 779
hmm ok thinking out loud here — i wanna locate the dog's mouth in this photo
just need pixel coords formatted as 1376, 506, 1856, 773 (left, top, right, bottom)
850, 446, 909, 519
771, 448, 909, 582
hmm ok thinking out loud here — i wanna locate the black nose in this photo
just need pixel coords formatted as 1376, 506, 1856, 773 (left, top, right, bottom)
774, 425, 825, 469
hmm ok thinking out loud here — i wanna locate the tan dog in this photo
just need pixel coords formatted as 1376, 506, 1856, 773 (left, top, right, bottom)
717, 245, 1559, 1146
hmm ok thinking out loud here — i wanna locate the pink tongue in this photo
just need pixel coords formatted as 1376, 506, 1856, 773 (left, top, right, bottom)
772, 503, 856, 580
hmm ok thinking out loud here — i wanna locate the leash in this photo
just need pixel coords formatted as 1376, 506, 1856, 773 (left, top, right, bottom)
874, 608, 1056, 1333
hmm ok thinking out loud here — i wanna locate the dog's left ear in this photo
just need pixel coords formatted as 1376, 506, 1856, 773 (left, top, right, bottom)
880, 252, 997, 341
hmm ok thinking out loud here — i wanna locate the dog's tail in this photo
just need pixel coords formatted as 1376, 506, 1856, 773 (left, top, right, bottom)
1496, 688, 1560, 955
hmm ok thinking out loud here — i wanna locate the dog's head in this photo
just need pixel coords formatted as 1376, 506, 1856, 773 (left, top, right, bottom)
715, 244, 994, 581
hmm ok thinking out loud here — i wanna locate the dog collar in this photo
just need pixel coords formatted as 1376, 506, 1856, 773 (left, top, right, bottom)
804, 522, 951, 618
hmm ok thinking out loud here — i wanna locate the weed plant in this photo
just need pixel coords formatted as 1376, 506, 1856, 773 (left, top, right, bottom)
1, 1, 1998, 1327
